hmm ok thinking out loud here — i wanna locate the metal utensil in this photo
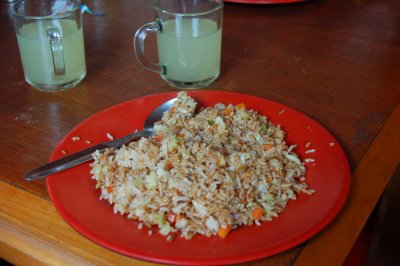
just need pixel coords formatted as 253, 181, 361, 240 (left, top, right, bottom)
24, 98, 177, 180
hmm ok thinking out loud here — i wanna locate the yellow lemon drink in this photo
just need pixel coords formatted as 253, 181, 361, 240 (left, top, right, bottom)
157, 18, 222, 86
16, 19, 86, 90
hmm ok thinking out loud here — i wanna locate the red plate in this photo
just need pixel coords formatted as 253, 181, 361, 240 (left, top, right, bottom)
224, 0, 307, 4
47, 90, 350, 265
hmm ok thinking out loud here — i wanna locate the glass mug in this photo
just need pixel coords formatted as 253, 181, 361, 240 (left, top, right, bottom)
134, 0, 223, 89
12, 0, 86, 91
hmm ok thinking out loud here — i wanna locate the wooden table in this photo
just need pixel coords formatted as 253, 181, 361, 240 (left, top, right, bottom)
1, 0, 399, 265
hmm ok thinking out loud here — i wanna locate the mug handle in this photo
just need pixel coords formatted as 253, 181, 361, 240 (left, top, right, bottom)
47, 28, 65, 76
134, 22, 164, 74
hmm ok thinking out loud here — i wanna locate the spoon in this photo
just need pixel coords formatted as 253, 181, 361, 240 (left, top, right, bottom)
24, 98, 177, 180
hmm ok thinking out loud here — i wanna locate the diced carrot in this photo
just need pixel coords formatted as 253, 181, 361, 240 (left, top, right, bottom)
155, 134, 163, 142
235, 103, 246, 110
165, 212, 177, 226
218, 224, 232, 238
224, 107, 233, 116
263, 143, 274, 150
265, 176, 272, 183
165, 162, 173, 171
170, 106, 176, 112
178, 133, 185, 139
251, 207, 264, 220
107, 185, 115, 193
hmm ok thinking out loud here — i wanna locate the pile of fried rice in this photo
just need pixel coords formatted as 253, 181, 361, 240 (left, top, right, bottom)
90, 92, 314, 240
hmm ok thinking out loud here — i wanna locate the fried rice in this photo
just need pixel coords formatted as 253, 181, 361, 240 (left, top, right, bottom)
90, 92, 314, 240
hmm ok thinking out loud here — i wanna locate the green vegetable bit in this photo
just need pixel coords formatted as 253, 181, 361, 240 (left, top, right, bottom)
261, 124, 268, 133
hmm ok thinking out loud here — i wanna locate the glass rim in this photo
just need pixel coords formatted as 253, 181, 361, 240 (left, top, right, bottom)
153, 0, 223, 17
11, 0, 81, 20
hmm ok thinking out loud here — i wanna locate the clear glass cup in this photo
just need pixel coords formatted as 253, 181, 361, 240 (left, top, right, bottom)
12, 0, 86, 92
134, 0, 223, 89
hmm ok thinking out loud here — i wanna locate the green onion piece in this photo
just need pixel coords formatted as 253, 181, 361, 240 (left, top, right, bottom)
261, 124, 268, 133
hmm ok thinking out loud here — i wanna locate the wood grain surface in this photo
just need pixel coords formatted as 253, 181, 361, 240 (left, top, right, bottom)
1, 0, 400, 265
294, 103, 400, 266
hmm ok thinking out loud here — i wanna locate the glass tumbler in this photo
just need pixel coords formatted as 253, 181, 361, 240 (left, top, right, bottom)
134, 0, 223, 89
12, 0, 86, 91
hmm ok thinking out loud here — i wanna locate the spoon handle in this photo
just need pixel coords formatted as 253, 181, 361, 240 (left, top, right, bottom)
24, 129, 154, 180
